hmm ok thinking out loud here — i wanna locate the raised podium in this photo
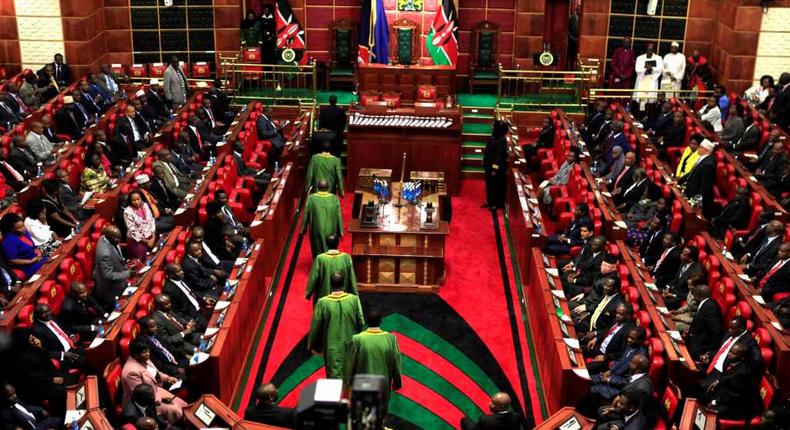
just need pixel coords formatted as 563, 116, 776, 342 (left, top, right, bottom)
349, 173, 448, 293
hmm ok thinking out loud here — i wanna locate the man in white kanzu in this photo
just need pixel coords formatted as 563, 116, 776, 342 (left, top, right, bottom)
661, 41, 686, 97
634, 44, 663, 110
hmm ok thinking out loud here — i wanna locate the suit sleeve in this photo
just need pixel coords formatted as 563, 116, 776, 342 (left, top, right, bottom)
98, 251, 131, 281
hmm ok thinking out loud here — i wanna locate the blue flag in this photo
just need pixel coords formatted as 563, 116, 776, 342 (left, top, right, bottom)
358, 0, 389, 65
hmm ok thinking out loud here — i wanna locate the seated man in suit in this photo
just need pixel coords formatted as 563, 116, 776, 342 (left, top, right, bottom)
25, 121, 57, 164
655, 110, 686, 154
55, 169, 92, 221
110, 122, 136, 168
0, 92, 24, 130
638, 216, 666, 266
170, 137, 201, 176
199, 98, 227, 134
543, 203, 592, 256
137, 315, 186, 377
585, 305, 639, 371
588, 349, 653, 407
58, 281, 105, 343
569, 254, 618, 315
710, 187, 752, 239
150, 165, 184, 212
613, 168, 648, 213
31, 303, 85, 373
190, 225, 234, 273
9, 135, 38, 180
700, 316, 762, 390
649, 233, 682, 290
51, 54, 72, 87
558, 224, 594, 271
152, 148, 191, 199
647, 102, 673, 141
163, 263, 213, 326
244, 383, 296, 428
685, 284, 724, 361
182, 241, 225, 298
740, 220, 785, 277
117, 105, 152, 150
521, 116, 556, 171
152, 293, 201, 353
232, 141, 271, 191
755, 141, 787, 197
727, 114, 761, 153
730, 210, 774, 261
679, 138, 716, 217
0, 383, 62, 430
757, 242, 790, 302
701, 343, 761, 420
0, 145, 29, 191
93, 225, 134, 312
562, 235, 607, 297
256, 106, 286, 158
576, 276, 623, 340
595, 389, 648, 430
120, 383, 168, 428
460, 392, 524, 430
54, 96, 87, 140
662, 246, 703, 310
214, 188, 250, 241
589, 326, 647, 382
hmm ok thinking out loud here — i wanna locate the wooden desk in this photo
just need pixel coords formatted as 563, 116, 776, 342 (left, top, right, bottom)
535, 407, 595, 429
78, 409, 114, 430
346, 108, 462, 194
349, 182, 448, 293
678, 398, 718, 430
184, 395, 241, 429
357, 63, 456, 102
66, 376, 101, 411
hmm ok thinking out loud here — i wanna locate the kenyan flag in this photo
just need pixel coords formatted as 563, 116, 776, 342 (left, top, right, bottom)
426, 0, 459, 66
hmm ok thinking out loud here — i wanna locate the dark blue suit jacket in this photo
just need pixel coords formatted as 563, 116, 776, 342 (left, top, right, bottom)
256, 115, 285, 149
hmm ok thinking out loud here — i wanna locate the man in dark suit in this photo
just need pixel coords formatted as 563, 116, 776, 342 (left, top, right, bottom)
110, 121, 136, 167
730, 210, 774, 260
58, 281, 104, 342
138, 315, 185, 377
93, 226, 133, 312
119, 383, 168, 428
244, 383, 296, 428
318, 95, 347, 156
50, 54, 72, 88
589, 354, 653, 408
680, 138, 716, 217
162, 263, 213, 325
460, 392, 523, 430
9, 135, 38, 179
232, 141, 271, 191
662, 246, 703, 309
614, 168, 648, 213
145, 81, 172, 124
592, 109, 614, 149
769, 72, 790, 131
701, 343, 761, 420
170, 139, 199, 176
0, 93, 23, 130
152, 293, 201, 352
40, 113, 65, 144
150, 165, 182, 212
758, 242, 790, 302
544, 203, 593, 255
190, 225, 235, 273
700, 316, 762, 388
740, 220, 784, 277
55, 168, 92, 220
755, 141, 787, 196
117, 105, 152, 150
585, 305, 639, 370
728, 114, 760, 153
181, 241, 225, 299
710, 187, 752, 239
599, 121, 632, 173
562, 235, 606, 297
256, 107, 285, 153
184, 116, 208, 159
0, 383, 62, 430
35, 63, 59, 102
70, 91, 94, 126
0, 146, 29, 191
685, 285, 724, 361
595, 388, 648, 430
650, 233, 681, 290
648, 102, 673, 141
589, 325, 646, 380
54, 97, 86, 139
640, 221, 666, 270
577, 276, 623, 337
31, 303, 85, 372
656, 110, 686, 152
582, 100, 606, 143
199, 98, 227, 134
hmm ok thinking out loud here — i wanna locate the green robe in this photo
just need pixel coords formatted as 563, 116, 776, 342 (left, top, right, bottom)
343, 328, 402, 392
307, 292, 365, 378
305, 152, 344, 197
305, 250, 357, 303
301, 191, 343, 258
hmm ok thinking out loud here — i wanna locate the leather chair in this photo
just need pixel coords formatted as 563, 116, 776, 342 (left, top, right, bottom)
469, 21, 499, 93
327, 20, 357, 89
389, 19, 418, 66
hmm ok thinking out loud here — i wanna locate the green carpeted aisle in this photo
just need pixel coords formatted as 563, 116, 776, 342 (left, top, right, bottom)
235, 180, 546, 429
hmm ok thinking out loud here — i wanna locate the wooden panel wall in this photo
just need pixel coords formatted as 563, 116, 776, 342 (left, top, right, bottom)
0, 0, 21, 75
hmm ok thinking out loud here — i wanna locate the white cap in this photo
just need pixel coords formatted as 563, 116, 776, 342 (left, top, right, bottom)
135, 173, 150, 184
149, 79, 160, 85
671, 41, 680, 48
700, 139, 715, 151
135, 89, 146, 98
63, 95, 74, 104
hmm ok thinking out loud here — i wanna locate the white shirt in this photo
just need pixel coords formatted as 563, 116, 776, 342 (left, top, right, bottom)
713, 331, 746, 372
127, 115, 141, 141
600, 323, 624, 353
700, 105, 723, 132
13, 402, 36, 422
24, 217, 55, 246
105, 74, 119, 93
630, 372, 646, 382
202, 241, 220, 265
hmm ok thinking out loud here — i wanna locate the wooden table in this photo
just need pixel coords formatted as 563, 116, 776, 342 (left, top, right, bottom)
357, 63, 456, 102
346, 108, 462, 194
535, 407, 595, 429
349, 182, 448, 293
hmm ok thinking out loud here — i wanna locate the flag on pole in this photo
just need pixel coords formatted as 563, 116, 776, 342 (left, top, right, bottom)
426, 0, 459, 66
358, 0, 390, 65
275, 0, 306, 64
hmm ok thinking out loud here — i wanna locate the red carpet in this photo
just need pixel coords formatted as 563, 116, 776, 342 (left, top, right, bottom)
238, 179, 544, 427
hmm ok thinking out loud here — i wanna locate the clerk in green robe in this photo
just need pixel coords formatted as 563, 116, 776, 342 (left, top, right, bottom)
306, 234, 357, 303
308, 272, 365, 378
301, 180, 343, 258
344, 311, 402, 410
305, 140, 344, 197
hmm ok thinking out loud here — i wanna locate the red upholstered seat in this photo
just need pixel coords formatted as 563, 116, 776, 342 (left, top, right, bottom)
119, 320, 140, 360
103, 358, 123, 416
192, 62, 211, 78
16, 304, 35, 328
128, 64, 147, 78
39, 281, 66, 316
135, 293, 154, 320
359, 91, 380, 106
718, 376, 774, 428
149, 63, 166, 78
656, 383, 681, 430
381, 92, 401, 108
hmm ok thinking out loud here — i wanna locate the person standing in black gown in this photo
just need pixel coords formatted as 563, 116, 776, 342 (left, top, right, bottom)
483, 120, 510, 210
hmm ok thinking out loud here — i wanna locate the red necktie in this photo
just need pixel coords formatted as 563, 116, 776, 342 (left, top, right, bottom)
48, 321, 75, 349
605, 323, 621, 338
614, 166, 629, 189
13, 94, 27, 113
707, 337, 736, 374
759, 260, 787, 289
655, 248, 671, 269
195, 128, 203, 150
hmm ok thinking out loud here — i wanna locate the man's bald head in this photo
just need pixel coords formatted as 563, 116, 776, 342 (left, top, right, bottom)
154, 294, 171, 309
103, 225, 122, 243
489, 392, 511, 413
135, 416, 158, 430
631, 354, 649, 373
330, 271, 344, 291
318, 179, 329, 191
255, 383, 279, 405
768, 220, 785, 236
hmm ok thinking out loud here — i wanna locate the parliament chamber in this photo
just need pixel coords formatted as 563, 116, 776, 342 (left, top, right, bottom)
1, 0, 790, 429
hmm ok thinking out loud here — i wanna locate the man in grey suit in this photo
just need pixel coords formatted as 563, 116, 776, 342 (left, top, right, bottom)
152, 294, 200, 356
25, 121, 56, 163
163, 56, 188, 109
96, 64, 123, 102
93, 226, 133, 312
